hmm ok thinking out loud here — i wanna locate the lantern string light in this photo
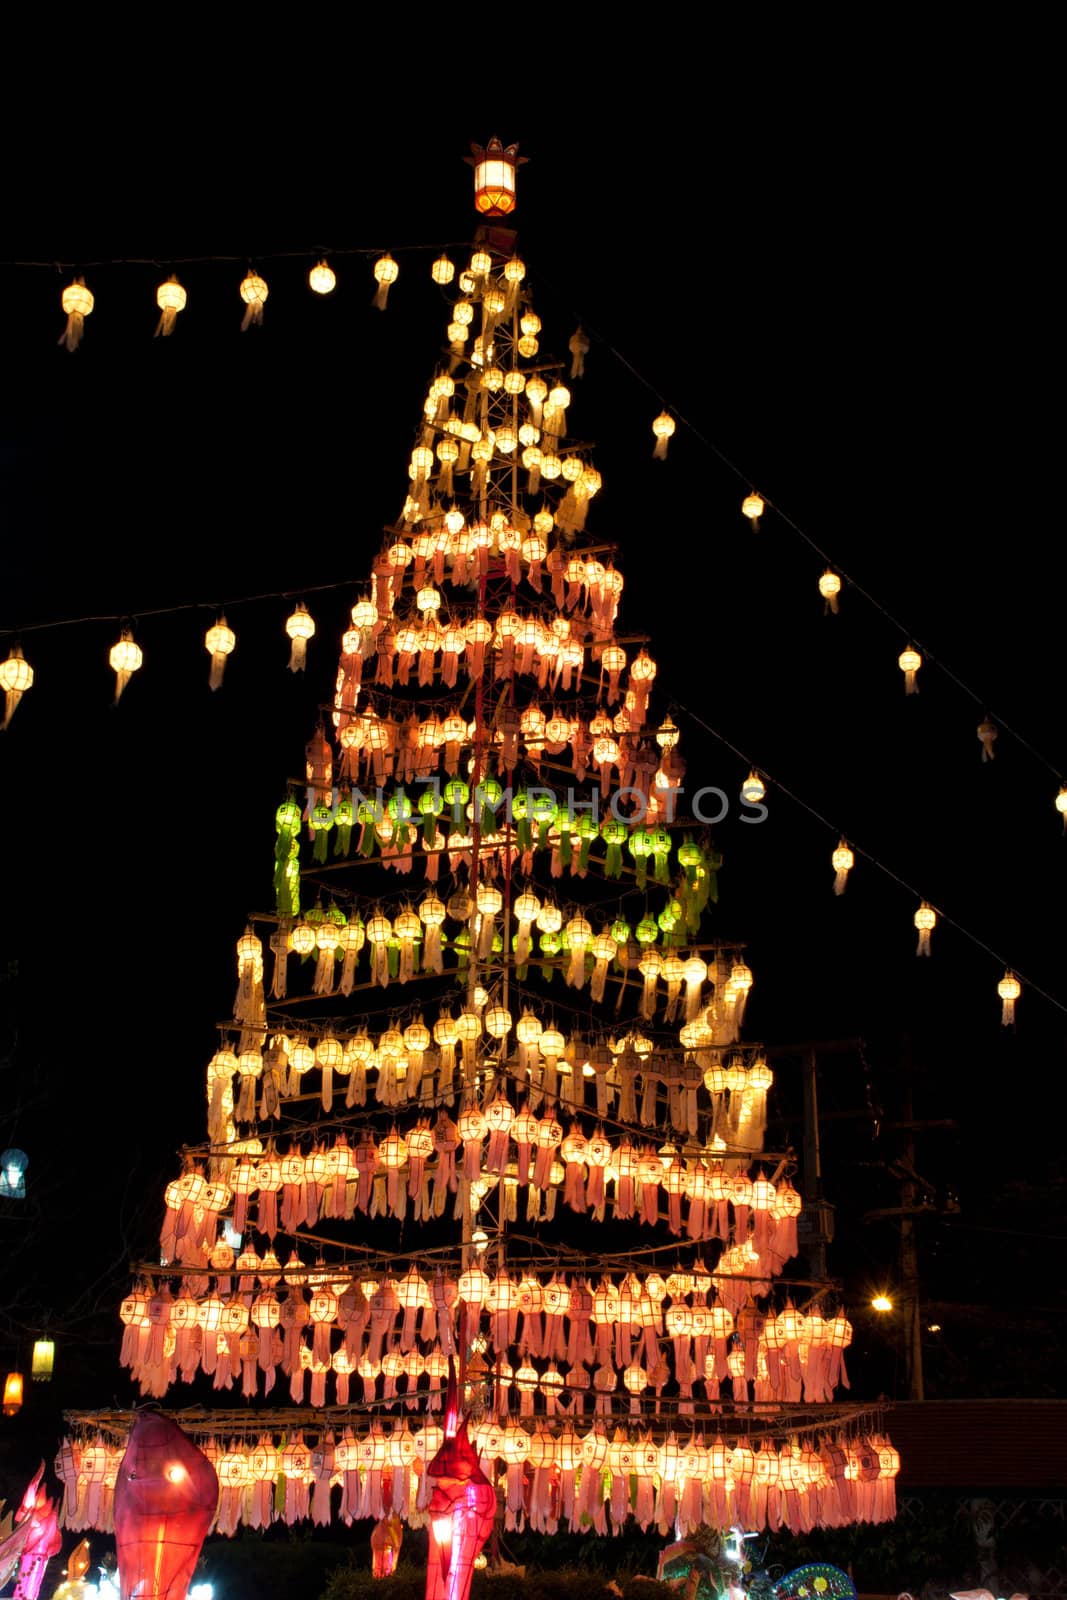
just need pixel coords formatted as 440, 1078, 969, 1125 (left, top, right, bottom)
672, 697, 1067, 1021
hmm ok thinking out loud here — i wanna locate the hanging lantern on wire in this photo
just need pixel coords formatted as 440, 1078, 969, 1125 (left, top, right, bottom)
205, 615, 236, 691
286, 602, 315, 672
898, 645, 921, 694
0, 645, 33, 729
431, 254, 455, 285
569, 326, 590, 378
109, 626, 143, 704
651, 412, 675, 461
2, 1371, 22, 1415
465, 137, 525, 216
914, 902, 936, 956
819, 569, 841, 613
308, 259, 337, 295
239, 269, 269, 330
998, 970, 1021, 1026
741, 491, 764, 529
976, 717, 998, 761
58, 277, 93, 351
831, 839, 853, 896
373, 254, 399, 310
741, 770, 766, 806
113, 1412, 219, 1600
154, 274, 187, 337
1056, 786, 1067, 832
31, 1337, 55, 1381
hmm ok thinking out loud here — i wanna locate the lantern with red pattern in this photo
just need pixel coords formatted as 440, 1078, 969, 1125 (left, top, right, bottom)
112, 1413, 218, 1599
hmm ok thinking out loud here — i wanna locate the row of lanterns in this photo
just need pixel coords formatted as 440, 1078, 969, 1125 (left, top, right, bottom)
58, 1418, 898, 1538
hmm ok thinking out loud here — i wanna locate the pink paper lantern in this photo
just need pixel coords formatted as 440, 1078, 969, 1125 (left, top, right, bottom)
113, 1413, 218, 1598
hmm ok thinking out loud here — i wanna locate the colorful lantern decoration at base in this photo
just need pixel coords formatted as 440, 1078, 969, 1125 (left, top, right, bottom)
465, 139, 525, 216
48, 1536, 92, 1598
773, 1564, 856, 1599
424, 1419, 496, 1600
113, 1412, 218, 1600
0, 1465, 62, 1599
370, 1513, 403, 1578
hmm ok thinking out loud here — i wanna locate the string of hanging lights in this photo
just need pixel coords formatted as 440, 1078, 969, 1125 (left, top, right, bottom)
673, 697, 1048, 1026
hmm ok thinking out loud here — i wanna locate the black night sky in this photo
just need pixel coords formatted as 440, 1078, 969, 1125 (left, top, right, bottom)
1, 38, 1063, 1554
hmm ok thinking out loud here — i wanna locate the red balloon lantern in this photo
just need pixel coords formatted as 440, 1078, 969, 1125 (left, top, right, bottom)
113, 1413, 218, 1599
424, 1419, 496, 1600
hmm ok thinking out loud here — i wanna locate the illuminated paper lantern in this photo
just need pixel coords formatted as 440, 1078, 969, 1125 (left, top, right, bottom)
819, 569, 841, 614
239, 270, 269, 331
998, 970, 1021, 1027
913, 902, 936, 957
285, 603, 315, 672
742, 491, 764, 528
898, 645, 921, 695
831, 839, 853, 896
31, 1337, 55, 1381
373, 254, 399, 310
0, 645, 33, 728
976, 717, 998, 762
424, 1417, 496, 1600
109, 628, 143, 704
155, 275, 187, 337
204, 617, 236, 691
308, 259, 337, 295
113, 1412, 218, 1599
465, 138, 525, 216
2, 1370, 23, 1415
651, 412, 675, 461
58, 277, 93, 352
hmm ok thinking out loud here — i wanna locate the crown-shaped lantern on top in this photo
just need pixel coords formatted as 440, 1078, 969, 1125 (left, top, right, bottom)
465, 139, 528, 217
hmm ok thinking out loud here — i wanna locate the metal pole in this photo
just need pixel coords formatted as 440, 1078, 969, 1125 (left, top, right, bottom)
801, 1047, 827, 1282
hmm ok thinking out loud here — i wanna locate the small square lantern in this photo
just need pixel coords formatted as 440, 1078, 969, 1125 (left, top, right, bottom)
465, 139, 527, 217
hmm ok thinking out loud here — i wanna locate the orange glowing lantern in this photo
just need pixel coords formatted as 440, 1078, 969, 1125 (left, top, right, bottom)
465, 138, 526, 217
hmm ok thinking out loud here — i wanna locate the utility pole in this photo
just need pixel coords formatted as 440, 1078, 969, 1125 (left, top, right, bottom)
898, 1080, 924, 1401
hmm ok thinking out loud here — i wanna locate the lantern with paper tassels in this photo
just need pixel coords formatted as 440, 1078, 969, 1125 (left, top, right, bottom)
914, 901, 936, 956
239, 269, 268, 330
373, 254, 399, 309
898, 645, 921, 694
58, 277, 94, 351
819, 568, 841, 613
109, 628, 143, 703
432, 254, 455, 286
204, 616, 235, 691
742, 490, 764, 528
832, 839, 853, 895
651, 412, 675, 460
998, 970, 1021, 1026
309, 259, 337, 295
153, 273, 188, 338
286, 603, 315, 672
0, 645, 33, 729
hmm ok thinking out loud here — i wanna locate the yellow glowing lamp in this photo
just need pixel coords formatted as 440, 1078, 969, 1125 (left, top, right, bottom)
1, 645, 33, 729
741, 491, 764, 527
58, 277, 94, 351
819, 569, 841, 613
898, 645, 921, 694
871, 1294, 893, 1313
832, 839, 854, 896
651, 411, 675, 460
914, 901, 936, 956
239, 270, 269, 330
741, 769, 766, 805
308, 258, 337, 295
1055, 786, 1067, 831
31, 1337, 55, 1380
431, 254, 455, 285
286, 602, 315, 671
109, 628, 143, 704
998, 970, 1021, 1026
205, 616, 236, 691
3, 1370, 23, 1415
373, 253, 399, 310
466, 137, 525, 215
155, 274, 187, 337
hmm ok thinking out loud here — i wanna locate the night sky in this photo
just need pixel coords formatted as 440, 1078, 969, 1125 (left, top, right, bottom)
1, 58, 1063, 1497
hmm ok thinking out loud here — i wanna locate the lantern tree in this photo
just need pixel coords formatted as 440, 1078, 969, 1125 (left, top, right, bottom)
60, 227, 899, 1557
